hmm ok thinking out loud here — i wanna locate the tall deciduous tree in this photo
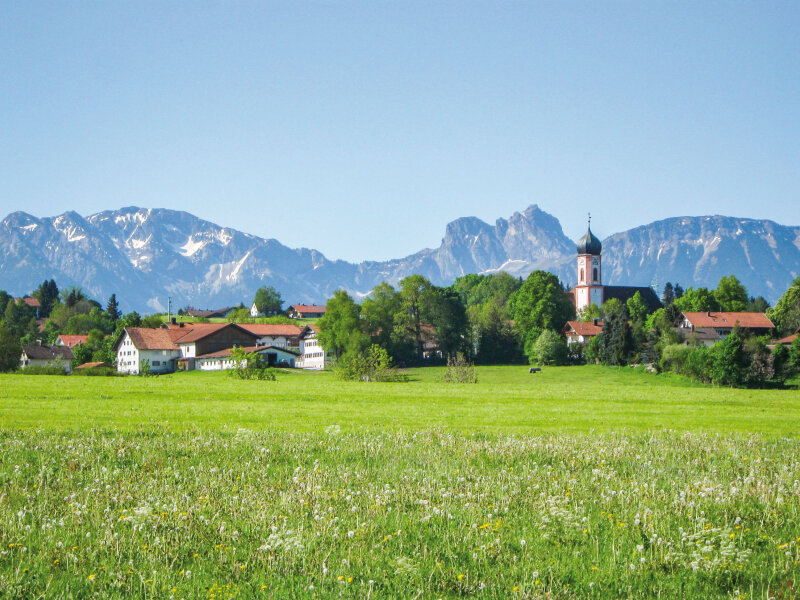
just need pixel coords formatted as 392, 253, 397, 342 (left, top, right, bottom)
768, 276, 800, 336
395, 275, 434, 359
253, 286, 283, 315
317, 289, 369, 359
713, 275, 748, 312
626, 291, 649, 324
508, 271, 575, 341
673, 287, 720, 312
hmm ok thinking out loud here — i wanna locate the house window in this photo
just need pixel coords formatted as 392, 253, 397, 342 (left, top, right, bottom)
152, 361, 160, 366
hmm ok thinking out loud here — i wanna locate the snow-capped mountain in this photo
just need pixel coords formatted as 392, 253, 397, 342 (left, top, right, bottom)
1, 205, 798, 311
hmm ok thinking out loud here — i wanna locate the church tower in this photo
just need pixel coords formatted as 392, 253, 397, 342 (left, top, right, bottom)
574, 220, 603, 311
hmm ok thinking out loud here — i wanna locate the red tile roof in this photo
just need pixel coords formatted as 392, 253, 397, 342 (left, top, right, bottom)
124, 328, 180, 351
239, 324, 303, 337
564, 320, 603, 336
681, 312, 774, 329
58, 334, 89, 348
170, 323, 258, 344
289, 304, 326, 314
75, 361, 107, 369
773, 333, 798, 346
14, 297, 41, 308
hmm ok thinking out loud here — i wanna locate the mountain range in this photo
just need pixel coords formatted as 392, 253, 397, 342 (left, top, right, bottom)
1, 205, 798, 312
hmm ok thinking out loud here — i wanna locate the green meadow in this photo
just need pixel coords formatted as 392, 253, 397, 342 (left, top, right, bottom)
1, 366, 799, 434
1, 367, 799, 598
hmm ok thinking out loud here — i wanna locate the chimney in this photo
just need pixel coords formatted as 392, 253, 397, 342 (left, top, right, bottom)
707, 311, 711, 317
593, 319, 599, 326
171, 317, 177, 325
179, 322, 185, 328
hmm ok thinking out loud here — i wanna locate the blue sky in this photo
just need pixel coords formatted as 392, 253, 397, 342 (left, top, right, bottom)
1, 2, 798, 262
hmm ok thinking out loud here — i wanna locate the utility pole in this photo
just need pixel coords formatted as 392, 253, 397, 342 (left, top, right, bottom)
167, 296, 172, 324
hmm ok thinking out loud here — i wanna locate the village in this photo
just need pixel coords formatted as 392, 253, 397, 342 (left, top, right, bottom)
9, 225, 799, 380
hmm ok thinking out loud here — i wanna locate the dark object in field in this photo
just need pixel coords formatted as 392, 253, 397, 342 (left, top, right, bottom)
529, 367, 542, 373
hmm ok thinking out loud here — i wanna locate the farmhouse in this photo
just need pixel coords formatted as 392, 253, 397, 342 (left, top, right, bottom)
114, 327, 181, 374
287, 304, 326, 319
19, 344, 75, 373
169, 323, 260, 370
296, 325, 327, 370
563, 320, 603, 346
679, 312, 774, 339
195, 345, 298, 370
570, 223, 661, 313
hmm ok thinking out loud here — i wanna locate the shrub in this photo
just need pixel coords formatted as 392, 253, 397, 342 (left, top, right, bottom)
335, 345, 405, 382
229, 347, 277, 381
442, 353, 478, 383
72, 366, 121, 377
16, 365, 68, 375
528, 330, 569, 366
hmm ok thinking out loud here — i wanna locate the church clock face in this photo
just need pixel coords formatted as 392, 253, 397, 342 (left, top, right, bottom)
592, 257, 599, 266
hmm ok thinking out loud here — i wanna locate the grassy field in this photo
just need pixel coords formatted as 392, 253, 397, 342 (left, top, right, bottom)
1, 366, 799, 598
0, 365, 798, 434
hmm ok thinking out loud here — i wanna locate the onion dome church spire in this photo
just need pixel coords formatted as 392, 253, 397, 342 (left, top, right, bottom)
577, 214, 602, 256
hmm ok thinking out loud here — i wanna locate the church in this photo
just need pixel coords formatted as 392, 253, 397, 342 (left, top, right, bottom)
571, 224, 661, 313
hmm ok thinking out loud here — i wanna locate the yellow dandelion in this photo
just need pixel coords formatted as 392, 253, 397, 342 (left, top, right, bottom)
457, 574, 465, 580
88, 574, 95, 581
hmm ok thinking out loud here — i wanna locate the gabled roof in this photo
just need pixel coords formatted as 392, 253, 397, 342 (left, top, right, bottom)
75, 361, 107, 369
22, 344, 74, 361
289, 304, 327, 314
682, 312, 774, 330
57, 334, 89, 348
196, 345, 299, 359
170, 322, 259, 344
772, 333, 798, 346
564, 320, 603, 336
119, 328, 179, 351
239, 323, 303, 337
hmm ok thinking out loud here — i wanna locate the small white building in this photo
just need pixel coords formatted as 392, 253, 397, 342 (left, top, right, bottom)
114, 327, 180, 374
20, 344, 74, 373
250, 302, 262, 318
195, 345, 298, 370
296, 325, 327, 370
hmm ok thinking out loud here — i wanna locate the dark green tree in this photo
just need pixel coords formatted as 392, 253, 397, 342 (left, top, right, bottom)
0, 324, 20, 372
61, 286, 87, 308
105, 294, 121, 321
662, 282, 675, 306
597, 301, 635, 366
709, 329, 747, 387
32, 279, 59, 318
